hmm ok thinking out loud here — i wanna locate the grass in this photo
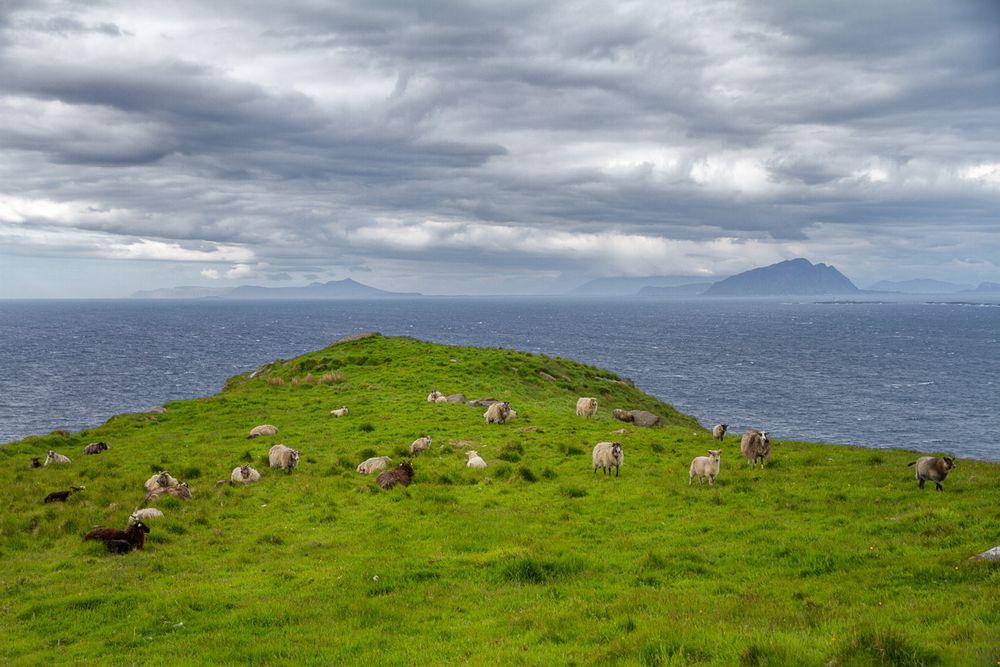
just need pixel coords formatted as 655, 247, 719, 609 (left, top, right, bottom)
1, 333, 999, 665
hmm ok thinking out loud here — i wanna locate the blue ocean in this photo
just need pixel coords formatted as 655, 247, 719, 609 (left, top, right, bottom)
1, 298, 997, 460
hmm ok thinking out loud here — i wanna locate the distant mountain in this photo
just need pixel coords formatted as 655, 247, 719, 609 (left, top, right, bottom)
637, 283, 714, 297
132, 278, 420, 299
704, 258, 859, 297
567, 276, 711, 297
970, 281, 1000, 294
868, 279, 974, 294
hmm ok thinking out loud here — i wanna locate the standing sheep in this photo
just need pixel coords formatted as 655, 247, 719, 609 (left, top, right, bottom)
484, 401, 513, 424
740, 430, 772, 469
44, 450, 71, 466
465, 451, 488, 469
330, 406, 349, 417
268, 444, 300, 472
357, 456, 392, 475
908, 456, 955, 491
248, 424, 279, 439
410, 435, 433, 455
592, 442, 624, 477
689, 450, 722, 486
83, 442, 110, 455
576, 397, 598, 418
377, 461, 414, 490
712, 424, 728, 442
230, 464, 262, 484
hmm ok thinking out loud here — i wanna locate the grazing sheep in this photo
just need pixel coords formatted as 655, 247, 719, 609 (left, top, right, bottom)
144, 471, 180, 492
29, 457, 42, 469
248, 424, 279, 439
84, 520, 150, 551
484, 401, 513, 424
908, 456, 956, 491
740, 430, 772, 469
465, 451, 488, 469
129, 508, 164, 523
377, 461, 414, 490
268, 444, 300, 472
330, 406, 349, 417
689, 450, 722, 486
576, 397, 598, 418
427, 391, 444, 402
83, 441, 110, 455
410, 435, 433, 455
44, 450, 71, 466
592, 441, 624, 477
712, 424, 728, 441
356, 456, 392, 475
144, 482, 193, 502
43, 486, 85, 503
612, 409, 634, 423
230, 464, 262, 484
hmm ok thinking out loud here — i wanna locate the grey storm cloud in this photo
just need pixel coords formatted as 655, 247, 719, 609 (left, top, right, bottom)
1, 0, 998, 296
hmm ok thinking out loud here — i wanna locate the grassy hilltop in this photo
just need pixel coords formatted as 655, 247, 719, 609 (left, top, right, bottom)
1, 333, 998, 666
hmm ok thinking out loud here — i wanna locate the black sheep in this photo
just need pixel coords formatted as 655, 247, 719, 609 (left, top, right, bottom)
43, 486, 85, 503
376, 461, 414, 490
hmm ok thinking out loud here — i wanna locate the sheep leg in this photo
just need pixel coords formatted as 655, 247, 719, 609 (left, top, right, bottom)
918, 478, 925, 489
935, 482, 943, 491
708, 475, 714, 485
614, 465, 619, 478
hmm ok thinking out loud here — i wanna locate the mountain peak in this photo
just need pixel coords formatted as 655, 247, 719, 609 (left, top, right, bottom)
705, 258, 858, 296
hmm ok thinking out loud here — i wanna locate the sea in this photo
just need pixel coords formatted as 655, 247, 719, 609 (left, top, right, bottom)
1, 298, 998, 461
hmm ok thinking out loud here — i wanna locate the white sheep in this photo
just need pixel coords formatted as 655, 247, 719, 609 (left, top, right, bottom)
144, 482, 192, 502
143, 471, 179, 492
908, 456, 955, 491
330, 406, 349, 417
689, 449, 722, 486
576, 397, 598, 418
356, 456, 392, 474
44, 450, 71, 465
465, 451, 487, 469
592, 441, 624, 477
427, 391, 444, 402
268, 444, 300, 472
230, 464, 262, 484
129, 508, 164, 523
248, 424, 279, 439
484, 401, 513, 424
712, 424, 728, 441
740, 430, 771, 469
410, 435, 433, 455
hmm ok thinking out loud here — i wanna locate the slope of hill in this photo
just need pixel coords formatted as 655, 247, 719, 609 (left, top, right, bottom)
705, 258, 859, 296
1, 334, 998, 665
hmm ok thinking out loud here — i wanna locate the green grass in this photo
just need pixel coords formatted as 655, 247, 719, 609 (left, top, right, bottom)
2, 333, 999, 665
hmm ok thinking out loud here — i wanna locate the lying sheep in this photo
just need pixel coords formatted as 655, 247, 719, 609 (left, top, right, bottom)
377, 461, 414, 490
740, 430, 771, 469
83, 441, 110, 455
576, 397, 598, 418
144, 471, 180, 492
484, 401, 513, 424
84, 520, 150, 551
268, 444, 300, 472
357, 456, 391, 475
248, 424, 279, 439
230, 464, 262, 484
410, 435, 433, 455
612, 409, 633, 423
712, 424, 728, 441
44, 486, 85, 503
427, 390, 444, 402
689, 450, 722, 486
592, 441, 624, 477
330, 406, 349, 417
130, 508, 164, 523
908, 456, 955, 491
144, 482, 192, 503
465, 451, 487, 469
44, 450, 71, 466
29, 457, 42, 469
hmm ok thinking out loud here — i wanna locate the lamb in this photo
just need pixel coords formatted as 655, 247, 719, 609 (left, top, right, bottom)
376, 461, 414, 490
29, 457, 42, 469
83, 441, 110, 455
144, 471, 180, 492
44, 450, 71, 465
689, 450, 722, 486
330, 406, 349, 417
592, 441, 624, 477
43, 486, 85, 503
740, 430, 772, 469
357, 456, 392, 474
84, 520, 150, 551
908, 456, 955, 491
230, 464, 262, 484
130, 508, 164, 522
144, 482, 193, 502
484, 401, 513, 424
268, 444, 300, 472
410, 435, 433, 455
712, 424, 728, 441
248, 424, 279, 439
576, 397, 598, 418
465, 451, 487, 469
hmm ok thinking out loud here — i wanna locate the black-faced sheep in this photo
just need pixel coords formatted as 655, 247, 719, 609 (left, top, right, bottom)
740, 430, 771, 469
330, 406, 349, 417
427, 391, 445, 402
144, 482, 193, 503
29, 457, 42, 469
43, 486, 85, 503
230, 464, 261, 484
357, 456, 391, 474
377, 461, 414, 490
576, 397, 598, 418
144, 471, 180, 492
908, 456, 955, 491
689, 450, 722, 486
268, 444, 300, 472
410, 435, 433, 455
44, 450, 71, 465
84, 520, 150, 551
712, 424, 728, 441
465, 451, 487, 469
248, 424, 279, 439
484, 401, 513, 424
592, 441, 624, 477
83, 441, 110, 455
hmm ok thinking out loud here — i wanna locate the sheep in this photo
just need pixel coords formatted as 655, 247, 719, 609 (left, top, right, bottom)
144, 482, 193, 502
44, 450, 71, 466
330, 406, 349, 417
465, 451, 487, 469
689, 450, 722, 486
576, 397, 598, 418
357, 456, 392, 475
29, 457, 42, 469
129, 508, 164, 523
484, 401, 513, 424
144, 471, 180, 492
105, 540, 135, 555
377, 461, 414, 490
43, 486, 85, 503
612, 409, 634, 423
230, 464, 262, 484
712, 424, 728, 441
268, 444, 300, 472
83, 441, 110, 455
410, 435, 433, 455
592, 441, 624, 477
84, 520, 150, 551
740, 430, 772, 469
908, 456, 955, 491
248, 424, 279, 439
427, 391, 444, 402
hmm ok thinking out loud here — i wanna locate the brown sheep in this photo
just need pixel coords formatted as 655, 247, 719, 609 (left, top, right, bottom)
377, 461, 414, 490
908, 456, 955, 491
740, 430, 772, 469
84, 520, 151, 551
712, 424, 728, 441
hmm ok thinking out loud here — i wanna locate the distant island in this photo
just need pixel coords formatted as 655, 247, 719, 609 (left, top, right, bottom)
704, 258, 859, 296
131, 278, 421, 299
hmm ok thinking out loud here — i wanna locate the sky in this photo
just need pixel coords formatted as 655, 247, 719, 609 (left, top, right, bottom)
1, 1, 999, 297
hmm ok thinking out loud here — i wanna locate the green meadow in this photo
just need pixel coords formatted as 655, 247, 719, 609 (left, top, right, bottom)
1, 333, 998, 665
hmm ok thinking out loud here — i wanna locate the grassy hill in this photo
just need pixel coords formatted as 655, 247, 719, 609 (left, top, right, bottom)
1, 333, 998, 665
